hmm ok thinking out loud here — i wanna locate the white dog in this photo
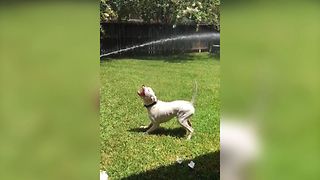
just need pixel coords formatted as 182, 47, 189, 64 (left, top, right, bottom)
137, 83, 197, 139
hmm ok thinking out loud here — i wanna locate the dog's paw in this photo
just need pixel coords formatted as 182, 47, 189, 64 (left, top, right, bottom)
186, 134, 193, 140
140, 125, 149, 129
143, 132, 149, 135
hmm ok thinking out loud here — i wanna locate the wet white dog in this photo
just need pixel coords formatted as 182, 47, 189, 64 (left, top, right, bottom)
137, 83, 197, 139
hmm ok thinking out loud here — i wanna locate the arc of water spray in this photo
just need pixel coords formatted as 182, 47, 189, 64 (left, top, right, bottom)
100, 32, 220, 58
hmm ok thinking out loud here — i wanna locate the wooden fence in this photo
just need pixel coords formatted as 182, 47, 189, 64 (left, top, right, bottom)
100, 22, 220, 56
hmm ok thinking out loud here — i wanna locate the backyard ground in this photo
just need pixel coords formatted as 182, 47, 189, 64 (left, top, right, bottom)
100, 53, 220, 179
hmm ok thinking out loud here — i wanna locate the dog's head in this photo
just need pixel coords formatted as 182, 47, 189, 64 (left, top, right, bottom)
137, 85, 157, 104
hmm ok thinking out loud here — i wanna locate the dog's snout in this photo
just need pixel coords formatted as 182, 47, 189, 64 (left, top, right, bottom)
142, 85, 145, 87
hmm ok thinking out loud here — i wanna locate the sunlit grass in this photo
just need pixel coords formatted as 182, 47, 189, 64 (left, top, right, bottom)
100, 53, 220, 179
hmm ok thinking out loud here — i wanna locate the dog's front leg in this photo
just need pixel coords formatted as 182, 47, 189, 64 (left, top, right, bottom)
140, 122, 152, 129
145, 123, 159, 134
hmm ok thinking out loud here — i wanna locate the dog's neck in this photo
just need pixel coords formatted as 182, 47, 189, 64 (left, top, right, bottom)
143, 95, 157, 103
143, 96, 157, 108
144, 101, 157, 108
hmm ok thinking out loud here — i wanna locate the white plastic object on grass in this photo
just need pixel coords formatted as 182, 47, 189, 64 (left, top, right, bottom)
100, 170, 108, 180
176, 157, 183, 164
188, 161, 195, 169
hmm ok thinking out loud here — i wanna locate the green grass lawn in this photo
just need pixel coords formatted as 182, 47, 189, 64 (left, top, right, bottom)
100, 53, 220, 179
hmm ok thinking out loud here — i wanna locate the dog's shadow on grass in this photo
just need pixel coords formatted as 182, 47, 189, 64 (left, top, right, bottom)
122, 151, 220, 180
128, 127, 187, 138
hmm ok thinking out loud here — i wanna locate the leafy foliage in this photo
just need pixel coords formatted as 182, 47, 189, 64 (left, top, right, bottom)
100, 0, 220, 29
174, 0, 220, 30
100, 0, 117, 22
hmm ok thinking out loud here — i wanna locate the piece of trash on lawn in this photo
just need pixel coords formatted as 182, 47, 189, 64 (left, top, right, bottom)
100, 170, 108, 180
176, 157, 183, 164
188, 161, 195, 169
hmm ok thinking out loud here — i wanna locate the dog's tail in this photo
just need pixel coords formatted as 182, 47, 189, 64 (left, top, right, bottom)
191, 81, 198, 104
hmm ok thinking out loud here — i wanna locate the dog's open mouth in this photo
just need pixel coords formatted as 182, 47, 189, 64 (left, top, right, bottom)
137, 88, 145, 96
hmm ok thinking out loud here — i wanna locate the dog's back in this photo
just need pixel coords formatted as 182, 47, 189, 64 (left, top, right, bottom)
148, 100, 194, 123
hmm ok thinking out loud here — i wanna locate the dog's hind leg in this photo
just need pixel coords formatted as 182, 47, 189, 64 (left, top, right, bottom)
178, 117, 194, 140
187, 119, 192, 127
178, 112, 194, 139
183, 120, 194, 140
